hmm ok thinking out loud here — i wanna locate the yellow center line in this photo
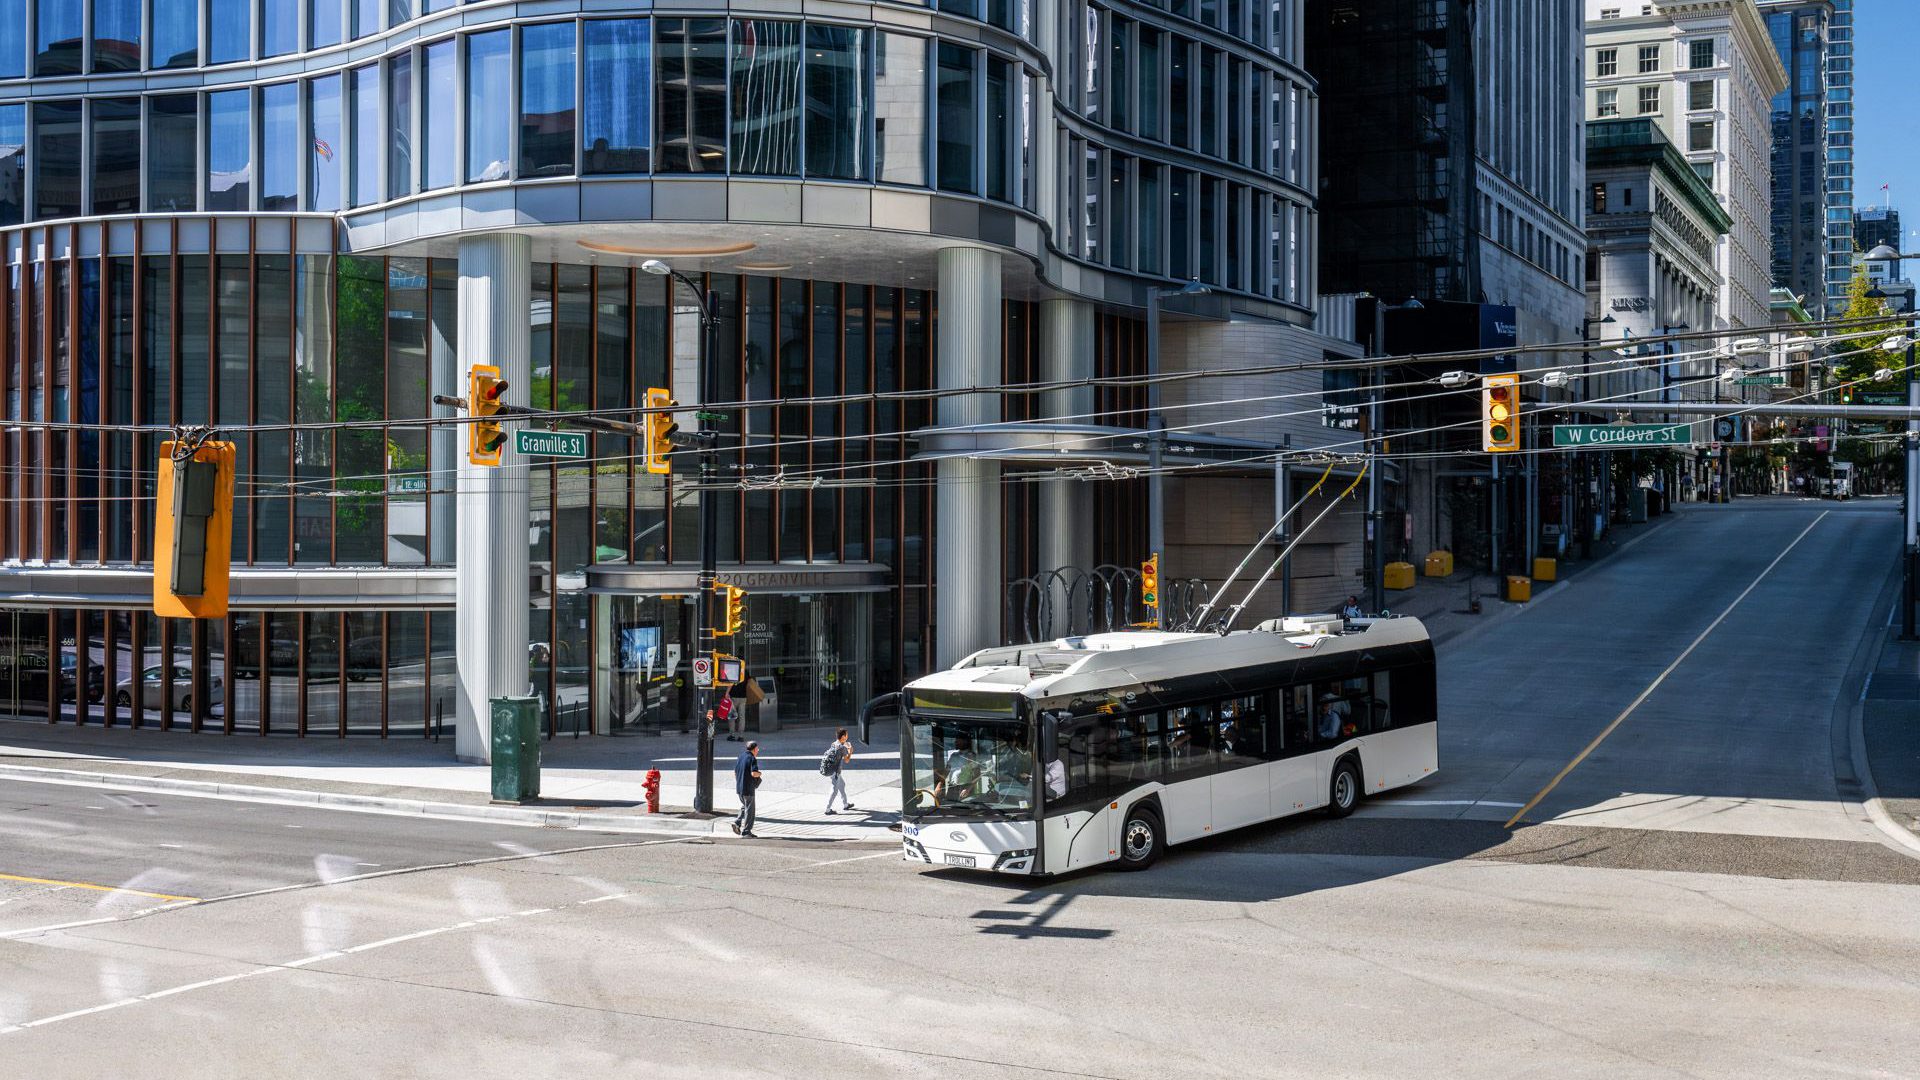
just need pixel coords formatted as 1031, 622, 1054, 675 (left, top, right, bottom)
0, 872, 200, 904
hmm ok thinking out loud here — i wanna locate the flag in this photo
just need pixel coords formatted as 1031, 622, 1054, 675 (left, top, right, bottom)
314, 138, 333, 162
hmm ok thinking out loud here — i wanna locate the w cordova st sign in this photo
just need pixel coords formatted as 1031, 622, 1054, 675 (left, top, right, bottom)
1552, 424, 1695, 448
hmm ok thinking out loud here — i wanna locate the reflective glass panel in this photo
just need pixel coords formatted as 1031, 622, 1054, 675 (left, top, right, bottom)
421, 39, 455, 190
31, 101, 81, 219
388, 0, 411, 26
309, 74, 343, 210
91, 0, 140, 72
350, 63, 379, 206
209, 0, 248, 64
311, 0, 342, 50
353, 0, 378, 39
90, 97, 140, 214
263, 0, 297, 57
206, 88, 251, 211
388, 51, 412, 198
582, 19, 650, 174
731, 20, 800, 176
657, 19, 727, 173
0, 0, 23, 78
805, 24, 866, 180
520, 22, 575, 177
935, 42, 977, 194
0, 105, 22, 226
985, 58, 1011, 202
875, 33, 926, 186
466, 29, 512, 181
260, 82, 299, 210
146, 93, 197, 210
151, 0, 197, 68
33, 0, 80, 74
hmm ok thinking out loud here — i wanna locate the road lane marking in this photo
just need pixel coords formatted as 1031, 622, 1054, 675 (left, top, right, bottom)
0, 872, 198, 904
1504, 510, 1830, 830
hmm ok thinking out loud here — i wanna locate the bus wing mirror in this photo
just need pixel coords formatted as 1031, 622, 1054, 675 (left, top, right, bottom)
1040, 713, 1060, 760
858, 692, 899, 746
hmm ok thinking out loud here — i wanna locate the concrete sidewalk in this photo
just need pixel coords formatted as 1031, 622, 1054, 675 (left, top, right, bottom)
0, 721, 903, 843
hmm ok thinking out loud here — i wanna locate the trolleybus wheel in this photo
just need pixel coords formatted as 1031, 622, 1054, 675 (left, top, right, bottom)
1327, 759, 1361, 818
1118, 805, 1163, 870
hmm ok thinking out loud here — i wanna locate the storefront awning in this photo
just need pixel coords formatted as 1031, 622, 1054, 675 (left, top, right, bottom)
584, 563, 892, 595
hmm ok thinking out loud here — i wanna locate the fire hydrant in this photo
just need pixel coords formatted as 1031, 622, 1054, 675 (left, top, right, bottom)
642, 768, 662, 814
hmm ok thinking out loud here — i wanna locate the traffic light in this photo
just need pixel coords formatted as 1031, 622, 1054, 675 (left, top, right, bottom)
1140, 554, 1160, 611
644, 387, 678, 475
1482, 373, 1521, 453
154, 439, 237, 619
468, 364, 508, 466
717, 584, 747, 636
1841, 385, 1855, 404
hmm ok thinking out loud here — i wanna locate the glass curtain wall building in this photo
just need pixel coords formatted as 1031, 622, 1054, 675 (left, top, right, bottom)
0, 0, 1318, 738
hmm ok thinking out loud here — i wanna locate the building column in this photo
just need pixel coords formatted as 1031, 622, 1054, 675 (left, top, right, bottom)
1036, 298, 1095, 577
935, 246, 1002, 667
454, 233, 533, 762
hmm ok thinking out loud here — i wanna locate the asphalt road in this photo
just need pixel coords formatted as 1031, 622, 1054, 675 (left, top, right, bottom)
2, 499, 1916, 1078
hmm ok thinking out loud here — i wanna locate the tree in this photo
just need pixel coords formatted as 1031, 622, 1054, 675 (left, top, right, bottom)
1832, 268, 1906, 388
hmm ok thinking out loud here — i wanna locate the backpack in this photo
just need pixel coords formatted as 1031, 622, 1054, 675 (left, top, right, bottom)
819, 743, 843, 776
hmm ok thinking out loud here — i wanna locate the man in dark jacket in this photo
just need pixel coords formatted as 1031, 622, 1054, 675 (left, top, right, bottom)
732, 740, 761, 837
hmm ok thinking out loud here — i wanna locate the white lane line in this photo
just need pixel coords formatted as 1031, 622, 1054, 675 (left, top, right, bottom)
0, 916, 123, 941
579, 893, 629, 904
775, 850, 903, 872
17, 998, 140, 1028
1505, 510, 1830, 829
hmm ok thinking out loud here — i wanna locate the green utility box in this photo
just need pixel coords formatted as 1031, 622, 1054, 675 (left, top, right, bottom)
490, 696, 542, 804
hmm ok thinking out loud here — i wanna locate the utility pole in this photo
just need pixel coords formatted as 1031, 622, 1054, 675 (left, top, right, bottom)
1145, 280, 1209, 630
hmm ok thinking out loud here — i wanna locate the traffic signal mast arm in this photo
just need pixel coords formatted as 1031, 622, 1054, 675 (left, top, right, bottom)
431, 393, 692, 441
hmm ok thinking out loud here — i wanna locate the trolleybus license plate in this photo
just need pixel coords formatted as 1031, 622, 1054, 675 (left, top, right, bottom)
943, 854, 976, 867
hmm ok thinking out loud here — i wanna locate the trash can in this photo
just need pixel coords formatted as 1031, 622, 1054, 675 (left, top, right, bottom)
1532, 557, 1557, 582
753, 677, 780, 733
490, 695, 541, 804
1383, 562, 1416, 591
1423, 551, 1454, 578
1506, 576, 1532, 603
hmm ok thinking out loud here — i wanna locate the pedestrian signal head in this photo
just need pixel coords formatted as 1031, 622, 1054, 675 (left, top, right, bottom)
468, 365, 508, 466
1482, 373, 1520, 453
644, 387, 679, 475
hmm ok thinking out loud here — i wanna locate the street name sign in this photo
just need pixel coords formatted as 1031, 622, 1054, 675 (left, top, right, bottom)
513, 429, 588, 459
1858, 391, 1906, 406
1552, 423, 1693, 448
1736, 376, 1784, 386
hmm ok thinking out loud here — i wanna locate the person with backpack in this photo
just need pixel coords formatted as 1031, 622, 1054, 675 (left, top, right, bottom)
820, 727, 856, 814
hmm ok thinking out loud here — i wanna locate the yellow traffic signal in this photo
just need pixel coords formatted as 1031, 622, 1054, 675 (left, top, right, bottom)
469, 364, 508, 466
1140, 554, 1160, 611
716, 584, 747, 636
154, 440, 236, 619
644, 387, 678, 475
1482, 373, 1520, 453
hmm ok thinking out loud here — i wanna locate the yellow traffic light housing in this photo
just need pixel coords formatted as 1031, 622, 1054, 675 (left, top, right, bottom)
469, 364, 508, 466
1140, 554, 1160, 611
716, 584, 747, 636
644, 387, 679, 475
1482, 373, 1520, 453
154, 439, 237, 619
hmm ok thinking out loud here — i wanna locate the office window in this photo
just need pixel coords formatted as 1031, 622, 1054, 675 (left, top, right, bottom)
387, 52, 413, 198
1638, 85, 1660, 114
1597, 88, 1619, 117
33, 0, 80, 74
986, 57, 1013, 201
421, 38, 456, 191
1170, 38, 1190, 147
1637, 45, 1660, 73
259, 81, 299, 210
1139, 162, 1161, 275
875, 33, 927, 186
1599, 6, 1620, 17
1109, 15, 1130, 132
1688, 120, 1714, 151
1690, 39, 1714, 69
91, 0, 140, 72
1139, 27, 1161, 141
309, 74, 343, 211
151, 0, 197, 68
263, 0, 297, 58
1590, 183, 1607, 215
90, 98, 140, 214
730, 20, 801, 176
805, 24, 867, 180
147, 94, 197, 210
656, 18, 726, 173
1692, 161, 1713, 185
935, 42, 978, 194
0, 0, 22, 79
0, 105, 22, 225
467, 29, 512, 181
311, 0, 343, 50
1199, 51, 1219, 157
353, 0, 378, 40
208, 0, 248, 64
1595, 48, 1617, 77
205, 88, 252, 211
349, 63, 379, 206
1689, 80, 1713, 110
582, 19, 650, 175
521, 21, 576, 177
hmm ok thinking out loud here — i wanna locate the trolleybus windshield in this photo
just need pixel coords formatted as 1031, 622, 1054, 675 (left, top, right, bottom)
906, 715, 1034, 818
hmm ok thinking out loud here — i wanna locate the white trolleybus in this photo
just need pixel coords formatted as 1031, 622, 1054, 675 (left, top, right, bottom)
861, 615, 1438, 875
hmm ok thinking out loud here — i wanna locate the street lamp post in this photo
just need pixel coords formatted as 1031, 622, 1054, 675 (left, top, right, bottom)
1145, 279, 1209, 629
1578, 312, 1616, 559
1865, 245, 1919, 640
641, 259, 722, 812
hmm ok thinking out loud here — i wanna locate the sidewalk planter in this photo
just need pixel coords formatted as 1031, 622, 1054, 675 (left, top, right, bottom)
1384, 562, 1416, 591
1506, 576, 1532, 603
1423, 551, 1455, 578
1532, 557, 1557, 582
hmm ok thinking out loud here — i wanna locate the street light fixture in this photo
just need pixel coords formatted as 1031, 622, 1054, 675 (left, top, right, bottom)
1145, 279, 1211, 629
642, 258, 725, 813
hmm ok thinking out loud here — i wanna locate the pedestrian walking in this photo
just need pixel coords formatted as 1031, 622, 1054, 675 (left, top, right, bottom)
821, 727, 856, 814
731, 740, 761, 837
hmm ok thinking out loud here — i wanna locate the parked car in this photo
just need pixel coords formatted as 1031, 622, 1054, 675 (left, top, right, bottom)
116, 664, 223, 712
57, 653, 106, 704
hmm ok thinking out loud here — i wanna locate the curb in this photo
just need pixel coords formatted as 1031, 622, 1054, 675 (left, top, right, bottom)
0, 761, 718, 838
1845, 575, 1920, 861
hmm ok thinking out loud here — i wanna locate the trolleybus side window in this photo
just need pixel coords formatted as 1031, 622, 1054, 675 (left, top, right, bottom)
1166, 704, 1219, 778
1217, 694, 1269, 762
1371, 671, 1392, 731
1386, 663, 1438, 727
1314, 676, 1369, 743
1282, 684, 1313, 752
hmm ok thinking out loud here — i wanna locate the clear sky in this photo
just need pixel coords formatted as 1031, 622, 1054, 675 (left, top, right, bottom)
1852, 2, 1920, 249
